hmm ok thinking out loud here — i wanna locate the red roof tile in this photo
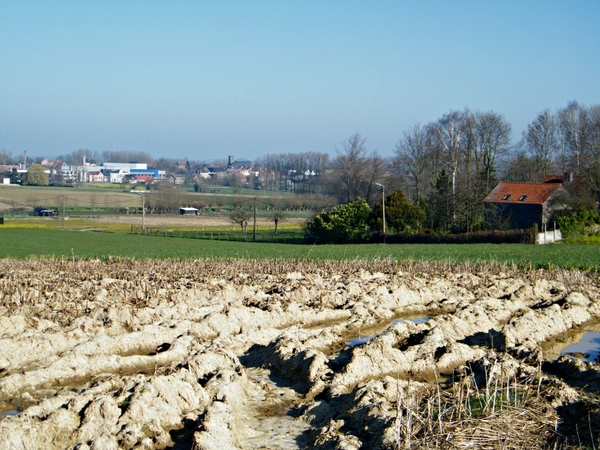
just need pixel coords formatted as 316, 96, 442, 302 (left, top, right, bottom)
543, 175, 564, 183
484, 182, 563, 204
134, 175, 153, 182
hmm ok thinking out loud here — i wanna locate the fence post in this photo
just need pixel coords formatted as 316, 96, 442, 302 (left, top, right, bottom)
544, 223, 547, 244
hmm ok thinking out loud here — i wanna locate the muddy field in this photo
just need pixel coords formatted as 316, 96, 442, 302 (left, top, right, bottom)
1, 258, 600, 449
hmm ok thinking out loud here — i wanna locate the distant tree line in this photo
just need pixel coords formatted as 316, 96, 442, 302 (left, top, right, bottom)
2, 101, 599, 234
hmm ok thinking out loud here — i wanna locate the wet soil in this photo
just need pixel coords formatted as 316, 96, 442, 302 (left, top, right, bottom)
0, 258, 599, 449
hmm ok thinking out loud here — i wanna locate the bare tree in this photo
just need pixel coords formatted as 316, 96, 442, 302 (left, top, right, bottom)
484, 202, 512, 230
0, 148, 14, 165
332, 133, 386, 204
394, 125, 429, 202
437, 111, 464, 198
524, 109, 557, 180
101, 150, 154, 165
556, 101, 589, 175
271, 211, 284, 234
429, 111, 465, 226
304, 151, 330, 194
474, 111, 512, 192
580, 104, 600, 203
230, 208, 251, 234
146, 184, 183, 213
503, 149, 537, 182
460, 111, 477, 194
362, 153, 388, 205
256, 151, 330, 194
333, 133, 368, 203
57, 148, 100, 165
306, 151, 329, 176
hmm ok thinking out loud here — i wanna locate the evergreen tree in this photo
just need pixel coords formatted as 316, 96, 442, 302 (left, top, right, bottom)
427, 170, 453, 232
370, 190, 425, 234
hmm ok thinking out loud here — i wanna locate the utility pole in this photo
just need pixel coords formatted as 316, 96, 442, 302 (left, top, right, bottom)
61, 195, 65, 230
375, 183, 386, 237
141, 193, 146, 234
252, 197, 257, 242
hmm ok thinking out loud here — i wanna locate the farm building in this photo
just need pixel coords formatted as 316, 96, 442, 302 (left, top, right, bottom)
171, 174, 186, 185
179, 207, 199, 215
484, 177, 567, 229
32, 206, 59, 217
133, 175, 154, 185
130, 168, 165, 179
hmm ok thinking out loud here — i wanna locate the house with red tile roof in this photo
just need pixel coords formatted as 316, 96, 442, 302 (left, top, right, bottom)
484, 178, 567, 229
133, 174, 153, 185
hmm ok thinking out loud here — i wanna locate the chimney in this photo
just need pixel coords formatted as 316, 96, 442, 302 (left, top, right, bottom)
19, 151, 27, 170
228, 156, 234, 167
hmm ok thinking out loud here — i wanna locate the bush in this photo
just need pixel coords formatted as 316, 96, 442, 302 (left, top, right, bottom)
305, 199, 371, 243
557, 210, 600, 239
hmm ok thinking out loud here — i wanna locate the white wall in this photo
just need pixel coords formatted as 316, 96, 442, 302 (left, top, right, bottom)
536, 229, 562, 244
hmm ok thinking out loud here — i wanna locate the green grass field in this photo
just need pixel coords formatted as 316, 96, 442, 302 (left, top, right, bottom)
1, 228, 599, 270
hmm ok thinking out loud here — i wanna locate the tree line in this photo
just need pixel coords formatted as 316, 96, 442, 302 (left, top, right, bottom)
392, 101, 600, 233
2, 101, 599, 234
267, 101, 599, 234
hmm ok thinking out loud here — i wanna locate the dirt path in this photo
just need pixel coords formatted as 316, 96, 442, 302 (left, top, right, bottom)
0, 259, 599, 449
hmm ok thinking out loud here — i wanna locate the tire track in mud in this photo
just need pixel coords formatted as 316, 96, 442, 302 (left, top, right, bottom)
243, 368, 310, 449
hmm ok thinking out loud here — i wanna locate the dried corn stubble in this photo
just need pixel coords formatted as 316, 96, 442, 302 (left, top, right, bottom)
0, 257, 599, 449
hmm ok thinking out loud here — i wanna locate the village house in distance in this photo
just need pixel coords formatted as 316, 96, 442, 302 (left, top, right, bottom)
1, 155, 259, 188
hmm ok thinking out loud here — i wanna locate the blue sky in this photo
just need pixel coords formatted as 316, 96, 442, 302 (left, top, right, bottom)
1, 1, 599, 161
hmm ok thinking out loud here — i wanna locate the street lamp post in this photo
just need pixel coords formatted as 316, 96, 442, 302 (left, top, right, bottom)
375, 183, 386, 235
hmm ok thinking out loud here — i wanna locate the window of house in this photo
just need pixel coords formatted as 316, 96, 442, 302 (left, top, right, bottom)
502, 194, 511, 200
518, 195, 528, 201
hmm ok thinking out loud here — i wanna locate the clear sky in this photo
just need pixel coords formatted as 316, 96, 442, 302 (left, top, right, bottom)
1, 1, 599, 162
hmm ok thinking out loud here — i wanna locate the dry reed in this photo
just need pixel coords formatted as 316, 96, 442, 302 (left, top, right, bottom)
396, 355, 559, 449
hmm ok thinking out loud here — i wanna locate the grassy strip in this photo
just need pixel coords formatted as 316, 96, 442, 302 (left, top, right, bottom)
1, 228, 599, 269
0, 217, 304, 237
0, 218, 134, 232
568, 235, 600, 244
142, 227, 304, 243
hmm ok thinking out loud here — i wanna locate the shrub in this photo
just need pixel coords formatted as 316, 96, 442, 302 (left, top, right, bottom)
369, 190, 425, 233
557, 210, 600, 239
370, 229, 533, 244
305, 199, 371, 243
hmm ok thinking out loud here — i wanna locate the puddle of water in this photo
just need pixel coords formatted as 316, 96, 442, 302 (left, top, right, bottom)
542, 321, 600, 362
0, 409, 18, 417
408, 317, 429, 325
347, 335, 376, 348
557, 331, 600, 362
346, 317, 428, 348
